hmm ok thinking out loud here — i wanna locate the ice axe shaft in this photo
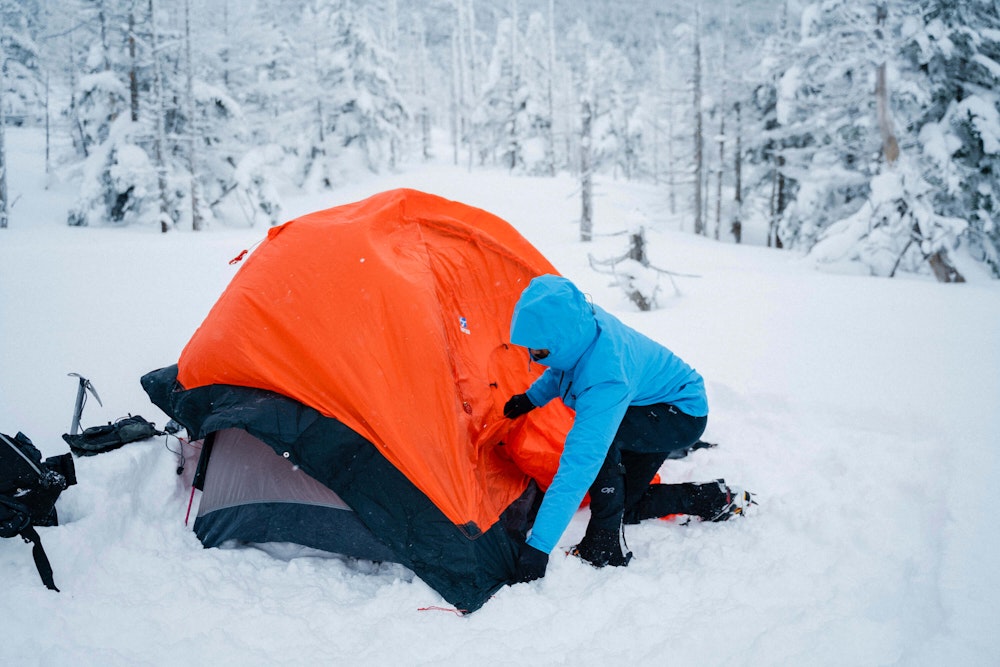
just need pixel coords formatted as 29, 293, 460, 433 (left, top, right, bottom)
68, 373, 102, 435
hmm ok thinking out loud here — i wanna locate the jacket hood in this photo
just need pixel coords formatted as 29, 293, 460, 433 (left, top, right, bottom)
510, 275, 597, 370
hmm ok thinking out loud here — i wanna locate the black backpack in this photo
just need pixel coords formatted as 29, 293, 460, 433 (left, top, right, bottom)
62, 414, 161, 457
1, 431, 77, 591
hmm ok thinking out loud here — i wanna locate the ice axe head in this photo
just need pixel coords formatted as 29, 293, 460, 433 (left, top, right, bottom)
68, 373, 102, 436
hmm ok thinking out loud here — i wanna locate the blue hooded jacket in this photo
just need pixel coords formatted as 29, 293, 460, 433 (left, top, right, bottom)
510, 275, 707, 554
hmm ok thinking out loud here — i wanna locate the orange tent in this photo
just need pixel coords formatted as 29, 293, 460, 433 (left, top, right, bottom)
145, 188, 573, 611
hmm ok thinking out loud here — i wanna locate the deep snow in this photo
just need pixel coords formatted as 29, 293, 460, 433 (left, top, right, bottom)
2, 127, 999, 666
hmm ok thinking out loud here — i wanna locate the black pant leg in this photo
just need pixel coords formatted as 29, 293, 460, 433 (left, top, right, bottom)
615, 404, 708, 456
585, 406, 707, 533
586, 444, 626, 533
614, 405, 708, 524
621, 450, 669, 517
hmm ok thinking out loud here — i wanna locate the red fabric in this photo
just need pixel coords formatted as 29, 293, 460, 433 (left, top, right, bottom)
177, 189, 572, 532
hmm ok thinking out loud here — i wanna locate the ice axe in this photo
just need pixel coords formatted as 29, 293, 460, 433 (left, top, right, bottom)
68, 373, 103, 436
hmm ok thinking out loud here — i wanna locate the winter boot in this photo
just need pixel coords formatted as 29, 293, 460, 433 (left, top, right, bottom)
624, 480, 755, 524
706, 482, 755, 522
569, 525, 632, 568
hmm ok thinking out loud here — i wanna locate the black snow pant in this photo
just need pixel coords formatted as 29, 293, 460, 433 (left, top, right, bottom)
586, 404, 708, 534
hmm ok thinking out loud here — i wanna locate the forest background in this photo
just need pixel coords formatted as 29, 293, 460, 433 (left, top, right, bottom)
1, 0, 998, 283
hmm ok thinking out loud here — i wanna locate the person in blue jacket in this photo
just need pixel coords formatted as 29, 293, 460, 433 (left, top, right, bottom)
504, 274, 751, 583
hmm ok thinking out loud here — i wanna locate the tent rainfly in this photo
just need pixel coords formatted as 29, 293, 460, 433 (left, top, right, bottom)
142, 188, 575, 613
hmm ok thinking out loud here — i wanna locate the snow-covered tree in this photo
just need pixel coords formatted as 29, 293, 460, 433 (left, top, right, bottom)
693, 3, 705, 235
741, 1, 799, 247
67, 116, 157, 226
0, 2, 44, 127
593, 39, 641, 182
293, 0, 407, 189
565, 20, 595, 241
768, 1, 884, 250
67, 0, 152, 227
475, 12, 528, 171
332, 3, 408, 172
810, 156, 967, 279
226, 0, 299, 144
66, 0, 280, 229
801, 0, 996, 281
900, 0, 1000, 277
519, 10, 558, 175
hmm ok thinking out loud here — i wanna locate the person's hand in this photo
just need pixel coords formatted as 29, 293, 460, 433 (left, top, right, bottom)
503, 394, 535, 419
512, 543, 549, 583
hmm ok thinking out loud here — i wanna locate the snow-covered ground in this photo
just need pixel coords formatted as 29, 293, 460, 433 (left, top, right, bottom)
2, 127, 999, 665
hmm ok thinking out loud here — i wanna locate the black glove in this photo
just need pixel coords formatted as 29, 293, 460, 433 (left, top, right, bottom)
512, 543, 549, 583
503, 393, 535, 419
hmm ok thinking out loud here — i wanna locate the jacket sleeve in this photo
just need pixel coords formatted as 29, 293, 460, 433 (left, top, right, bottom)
525, 368, 561, 407
525, 380, 630, 554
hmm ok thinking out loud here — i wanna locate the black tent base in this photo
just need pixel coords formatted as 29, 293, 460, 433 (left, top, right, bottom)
193, 427, 398, 564
143, 365, 533, 613
195, 502, 399, 564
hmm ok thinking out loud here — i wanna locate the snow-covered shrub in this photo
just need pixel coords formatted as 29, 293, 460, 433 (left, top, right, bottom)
588, 228, 688, 310
1, 28, 43, 126
232, 145, 284, 227
67, 117, 156, 227
75, 71, 128, 155
810, 163, 966, 279
607, 258, 662, 311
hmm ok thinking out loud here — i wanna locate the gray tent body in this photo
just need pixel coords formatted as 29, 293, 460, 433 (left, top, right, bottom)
195, 428, 398, 563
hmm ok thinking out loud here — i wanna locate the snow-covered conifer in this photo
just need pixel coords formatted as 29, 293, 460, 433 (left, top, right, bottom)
899, 0, 1000, 277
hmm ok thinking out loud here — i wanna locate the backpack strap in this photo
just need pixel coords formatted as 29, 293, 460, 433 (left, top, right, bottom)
0, 496, 60, 592
19, 525, 59, 592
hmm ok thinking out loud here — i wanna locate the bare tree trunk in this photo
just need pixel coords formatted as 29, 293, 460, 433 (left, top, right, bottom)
67, 29, 88, 157
184, 0, 203, 231
97, 1, 118, 121
149, 0, 170, 233
928, 251, 966, 283
44, 68, 50, 179
732, 101, 743, 243
221, 0, 230, 87
622, 106, 633, 181
715, 100, 725, 240
767, 0, 790, 249
128, 4, 139, 121
386, 0, 400, 169
544, 0, 556, 176
466, 0, 478, 171
41, 0, 51, 178
310, 24, 324, 151
667, 72, 676, 216
715, 7, 728, 241
465, 0, 479, 100
875, 65, 899, 166
507, 0, 520, 172
651, 48, 661, 186
97, 2, 111, 70
449, 31, 460, 165
454, 0, 475, 171
0, 29, 7, 229
415, 17, 432, 160
628, 228, 647, 265
768, 153, 779, 248
693, 3, 704, 236
580, 96, 593, 242
875, 3, 899, 167
774, 154, 785, 248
